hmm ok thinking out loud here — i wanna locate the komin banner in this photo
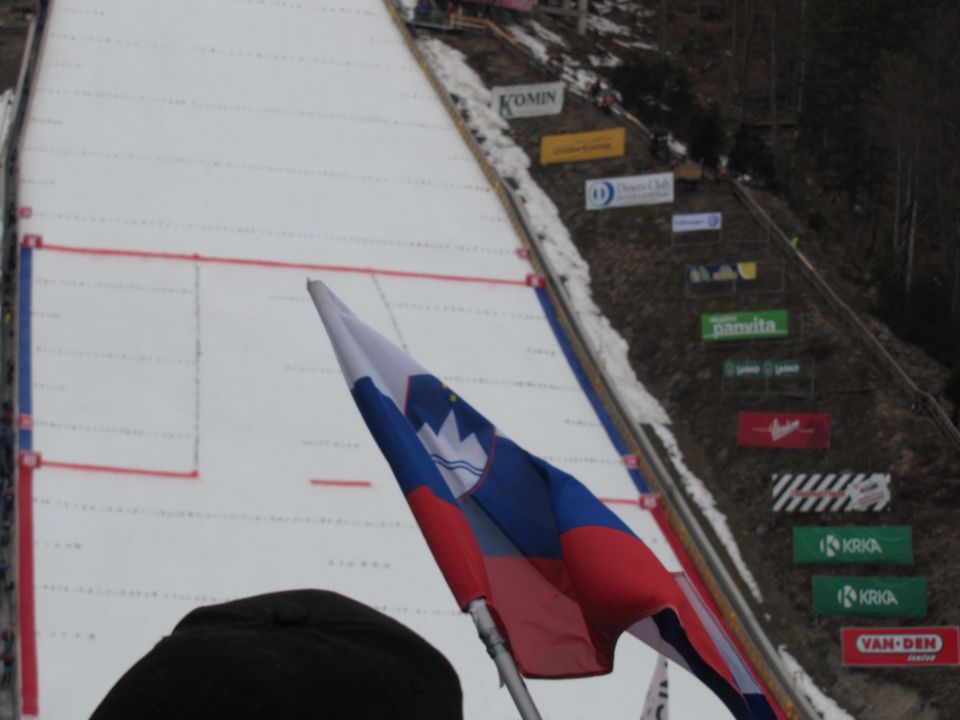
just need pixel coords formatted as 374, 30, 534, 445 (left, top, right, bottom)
492, 81, 564, 119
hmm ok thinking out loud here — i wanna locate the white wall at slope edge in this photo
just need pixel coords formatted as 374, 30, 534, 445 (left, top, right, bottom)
19, 1, 730, 717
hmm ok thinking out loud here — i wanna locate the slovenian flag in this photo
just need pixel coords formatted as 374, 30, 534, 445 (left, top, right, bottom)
308, 281, 775, 720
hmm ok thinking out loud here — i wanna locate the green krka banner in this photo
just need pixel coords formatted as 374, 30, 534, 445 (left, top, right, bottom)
701, 310, 788, 342
794, 527, 912, 565
813, 576, 926, 617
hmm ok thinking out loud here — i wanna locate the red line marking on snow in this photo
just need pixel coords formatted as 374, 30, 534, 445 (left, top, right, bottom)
22, 234, 42, 249
18, 207, 32, 218
41, 460, 199, 480
17, 454, 38, 716
310, 479, 372, 488
37, 244, 530, 287
599, 497, 639, 506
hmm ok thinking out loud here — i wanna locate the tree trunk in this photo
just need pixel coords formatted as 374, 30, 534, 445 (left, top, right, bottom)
797, 0, 806, 114
739, 0, 756, 124
770, 0, 779, 170
728, 0, 738, 103
659, 0, 669, 57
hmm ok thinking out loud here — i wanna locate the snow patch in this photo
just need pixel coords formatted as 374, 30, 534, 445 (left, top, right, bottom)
587, 14, 633, 37
588, 52, 622, 68
779, 647, 856, 720
418, 37, 764, 604
529, 20, 568, 48
507, 24, 551, 63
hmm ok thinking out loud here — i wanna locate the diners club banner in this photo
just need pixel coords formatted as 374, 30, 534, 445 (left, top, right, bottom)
737, 412, 831, 449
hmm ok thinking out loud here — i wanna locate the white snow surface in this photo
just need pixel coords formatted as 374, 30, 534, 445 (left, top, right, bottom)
17, 2, 735, 719
418, 37, 763, 605
779, 647, 856, 720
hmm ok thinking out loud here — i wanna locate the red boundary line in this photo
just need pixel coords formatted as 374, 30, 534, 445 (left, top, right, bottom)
17, 456, 38, 716
38, 243, 529, 287
310, 479, 372, 488
598, 497, 639, 506
41, 460, 199, 480
650, 507, 786, 720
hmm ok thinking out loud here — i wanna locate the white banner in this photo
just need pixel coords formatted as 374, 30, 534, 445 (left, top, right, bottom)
671, 212, 723, 233
585, 172, 674, 210
641, 656, 669, 720
491, 81, 565, 119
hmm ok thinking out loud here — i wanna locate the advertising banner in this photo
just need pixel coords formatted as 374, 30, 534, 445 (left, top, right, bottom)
773, 473, 891, 512
842, 627, 960, 667
813, 577, 926, 618
737, 412, 831, 449
688, 262, 757, 284
585, 171, 674, 209
672, 212, 723, 233
541, 128, 625, 165
701, 310, 788, 342
492, 81, 564, 119
724, 359, 801, 379
794, 526, 912, 564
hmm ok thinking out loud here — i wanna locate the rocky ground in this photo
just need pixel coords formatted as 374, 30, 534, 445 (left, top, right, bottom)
421, 8, 960, 719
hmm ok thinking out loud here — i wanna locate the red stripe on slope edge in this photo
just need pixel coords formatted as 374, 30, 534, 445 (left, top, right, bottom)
41, 461, 198, 480
17, 456, 38, 716
649, 506, 786, 720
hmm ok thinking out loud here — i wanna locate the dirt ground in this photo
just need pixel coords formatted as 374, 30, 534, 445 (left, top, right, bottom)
424, 12, 960, 720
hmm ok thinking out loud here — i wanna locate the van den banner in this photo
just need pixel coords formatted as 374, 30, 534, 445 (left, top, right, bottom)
585, 171, 674, 210
540, 127, 626, 165
689, 262, 757, 284
794, 526, 912, 565
813, 576, 927, 618
492, 81, 564, 119
723, 359, 800, 380
842, 627, 960, 667
737, 412, 831, 449
673, 212, 723, 233
772, 473, 891, 512
701, 310, 788, 342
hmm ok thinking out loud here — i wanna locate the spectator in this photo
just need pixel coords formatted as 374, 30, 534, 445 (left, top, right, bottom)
1, 650, 12, 689
90, 590, 462, 720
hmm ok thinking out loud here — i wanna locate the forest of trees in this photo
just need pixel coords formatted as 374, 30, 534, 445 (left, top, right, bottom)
614, 0, 960, 403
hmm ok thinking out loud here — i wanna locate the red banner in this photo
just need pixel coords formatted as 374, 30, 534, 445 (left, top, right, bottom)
842, 627, 960, 667
736, 412, 831, 449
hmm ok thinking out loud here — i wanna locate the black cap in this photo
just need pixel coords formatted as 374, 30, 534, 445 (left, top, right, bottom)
90, 589, 463, 720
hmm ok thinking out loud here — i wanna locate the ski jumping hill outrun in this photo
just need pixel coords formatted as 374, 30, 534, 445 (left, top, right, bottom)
13, 2, 761, 717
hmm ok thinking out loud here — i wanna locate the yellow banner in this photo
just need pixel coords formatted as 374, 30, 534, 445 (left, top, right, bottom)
540, 127, 625, 165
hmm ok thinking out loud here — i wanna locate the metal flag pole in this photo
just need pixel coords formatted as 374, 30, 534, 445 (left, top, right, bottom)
467, 599, 544, 720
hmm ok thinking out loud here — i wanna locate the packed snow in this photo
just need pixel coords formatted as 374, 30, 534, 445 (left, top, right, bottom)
17, 1, 734, 718
779, 647, 856, 720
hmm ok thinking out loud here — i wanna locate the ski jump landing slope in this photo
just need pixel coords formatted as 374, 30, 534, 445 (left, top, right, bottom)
17, 2, 732, 717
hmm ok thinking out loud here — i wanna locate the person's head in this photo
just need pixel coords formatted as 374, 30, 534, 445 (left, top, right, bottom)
90, 589, 462, 720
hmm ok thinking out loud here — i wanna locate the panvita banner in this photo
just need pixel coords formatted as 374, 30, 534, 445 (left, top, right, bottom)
701, 310, 788, 342
737, 412, 831, 449
794, 526, 912, 564
585, 171, 674, 209
689, 262, 758, 284
541, 127, 625, 165
813, 576, 927, 618
492, 81, 564, 119
842, 627, 960, 667
724, 359, 800, 379
673, 212, 723, 233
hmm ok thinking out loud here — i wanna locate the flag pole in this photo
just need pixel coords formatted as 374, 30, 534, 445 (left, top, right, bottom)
467, 599, 544, 720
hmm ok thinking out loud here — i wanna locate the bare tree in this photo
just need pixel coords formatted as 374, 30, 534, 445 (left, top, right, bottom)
738, 0, 756, 123
770, 0, 779, 169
